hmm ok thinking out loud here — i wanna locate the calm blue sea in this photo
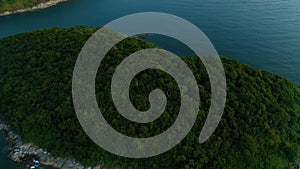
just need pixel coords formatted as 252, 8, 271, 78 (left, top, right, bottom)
0, 0, 300, 168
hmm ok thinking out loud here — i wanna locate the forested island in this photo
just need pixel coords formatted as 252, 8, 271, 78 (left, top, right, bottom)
0, 26, 299, 169
0, 0, 67, 16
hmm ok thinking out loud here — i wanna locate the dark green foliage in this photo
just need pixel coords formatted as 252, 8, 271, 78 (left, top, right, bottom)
0, 26, 299, 169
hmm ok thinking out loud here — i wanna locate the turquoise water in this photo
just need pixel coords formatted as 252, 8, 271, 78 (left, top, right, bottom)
0, 0, 300, 84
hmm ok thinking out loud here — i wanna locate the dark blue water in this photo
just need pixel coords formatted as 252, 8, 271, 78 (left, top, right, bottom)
0, 0, 299, 84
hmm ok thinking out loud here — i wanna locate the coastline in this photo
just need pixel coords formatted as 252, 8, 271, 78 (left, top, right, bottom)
0, 0, 68, 17
0, 121, 103, 169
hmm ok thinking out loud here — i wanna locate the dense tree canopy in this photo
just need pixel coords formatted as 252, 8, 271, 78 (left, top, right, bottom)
0, 26, 299, 168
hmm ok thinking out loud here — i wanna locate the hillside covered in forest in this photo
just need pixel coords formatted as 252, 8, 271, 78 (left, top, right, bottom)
0, 26, 300, 169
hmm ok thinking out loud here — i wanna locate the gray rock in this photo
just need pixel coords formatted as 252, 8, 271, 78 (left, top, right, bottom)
0, 120, 106, 169
53, 158, 66, 168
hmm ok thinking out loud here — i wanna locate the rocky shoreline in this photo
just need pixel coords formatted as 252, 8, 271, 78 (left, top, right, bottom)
0, 0, 68, 16
0, 121, 103, 169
